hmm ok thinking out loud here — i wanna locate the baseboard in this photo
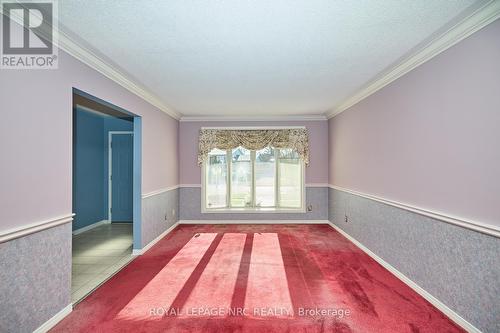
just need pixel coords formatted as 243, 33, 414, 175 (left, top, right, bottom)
132, 220, 329, 254
178, 219, 330, 225
132, 222, 179, 255
327, 222, 481, 333
72, 220, 110, 235
33, 303, 72, 333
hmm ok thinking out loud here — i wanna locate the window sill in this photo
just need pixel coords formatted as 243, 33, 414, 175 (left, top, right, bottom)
202, 207, 306, 214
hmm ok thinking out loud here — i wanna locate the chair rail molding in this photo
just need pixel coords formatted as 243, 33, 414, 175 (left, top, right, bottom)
0, 214, 75, 243
329, 185, 500, 238
142, 185, 180, 199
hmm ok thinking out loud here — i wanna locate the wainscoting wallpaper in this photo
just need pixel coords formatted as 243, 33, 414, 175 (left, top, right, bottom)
2, 186, 496, 332
179, 186, 328, 221
141, 188, 179, 247
328, 187, 500, 333
0, 223, 72, 333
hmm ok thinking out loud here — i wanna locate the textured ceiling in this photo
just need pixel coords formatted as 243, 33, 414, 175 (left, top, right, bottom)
58, 0, 483, 117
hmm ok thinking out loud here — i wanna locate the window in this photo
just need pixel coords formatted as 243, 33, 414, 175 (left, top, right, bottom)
203, 146, 304, 212
205, 148, 227, 208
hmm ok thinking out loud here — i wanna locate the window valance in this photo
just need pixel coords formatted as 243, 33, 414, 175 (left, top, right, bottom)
198, 128, 310, 166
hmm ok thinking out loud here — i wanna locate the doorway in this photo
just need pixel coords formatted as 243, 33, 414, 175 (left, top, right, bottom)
108, 131, 134, 223
71, 89, 141, 303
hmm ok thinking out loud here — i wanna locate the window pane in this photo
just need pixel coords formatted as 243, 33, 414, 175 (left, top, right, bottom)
279, 149, 302, 208
206, 148, 227, 208
231, 147, 252, 207
255, 147, 276, 207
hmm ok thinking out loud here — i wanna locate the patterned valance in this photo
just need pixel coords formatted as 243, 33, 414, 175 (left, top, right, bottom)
198, 128, 310, 166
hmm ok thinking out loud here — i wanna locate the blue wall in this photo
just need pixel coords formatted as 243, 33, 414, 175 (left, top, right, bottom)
73, 107, 133, 231
73, 108, 106, 230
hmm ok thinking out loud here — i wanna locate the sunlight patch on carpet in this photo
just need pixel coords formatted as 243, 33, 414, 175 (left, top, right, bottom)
116, 233, 217, 321
179, 233, 247, 317
244, 233, 294, 318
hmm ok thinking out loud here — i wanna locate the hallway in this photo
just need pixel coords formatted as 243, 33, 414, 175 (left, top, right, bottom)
72, 223, 133, 302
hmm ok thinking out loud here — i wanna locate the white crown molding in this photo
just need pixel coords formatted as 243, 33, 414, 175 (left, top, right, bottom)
180, 115, 327, 122
325, 0, 500, 119
0, 214, 75, 243
56, 30, 182, 120
6, 2, 497, 122
328, 223, 481, 333
142, 185, 180, 198
1, 4, 181, 120
329, 185, 500, 238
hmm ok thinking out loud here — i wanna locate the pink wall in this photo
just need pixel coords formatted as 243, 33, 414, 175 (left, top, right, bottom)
329, 20, 500, 228
179, 120, 328, 185
0, 50, 179, 233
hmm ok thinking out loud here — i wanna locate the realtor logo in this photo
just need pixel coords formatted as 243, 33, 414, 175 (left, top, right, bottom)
1, 0, 58, 69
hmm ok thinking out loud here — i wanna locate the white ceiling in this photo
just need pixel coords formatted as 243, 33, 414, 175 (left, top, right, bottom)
58, 0, 484, 117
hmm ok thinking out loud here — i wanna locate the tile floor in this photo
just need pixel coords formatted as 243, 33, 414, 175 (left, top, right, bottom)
71, 223, 134, 303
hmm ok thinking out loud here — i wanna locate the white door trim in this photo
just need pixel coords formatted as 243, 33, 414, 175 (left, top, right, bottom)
108, 131, 133, 222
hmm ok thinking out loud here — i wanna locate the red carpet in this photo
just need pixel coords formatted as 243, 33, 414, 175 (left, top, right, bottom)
53, 224, 464, 333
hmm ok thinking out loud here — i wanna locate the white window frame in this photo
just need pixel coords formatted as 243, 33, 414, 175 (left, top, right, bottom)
201, 147, 306, 213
